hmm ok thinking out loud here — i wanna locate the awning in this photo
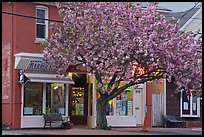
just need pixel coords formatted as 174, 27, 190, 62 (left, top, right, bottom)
24, 73, 74, 84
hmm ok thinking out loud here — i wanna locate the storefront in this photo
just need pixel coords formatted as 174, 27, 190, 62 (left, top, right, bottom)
15, 52, 146, 128
15, 53, 74, 128
87, 83, 146, 128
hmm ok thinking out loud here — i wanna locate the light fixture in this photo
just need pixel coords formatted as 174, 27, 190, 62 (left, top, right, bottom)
54, 86, 58, 90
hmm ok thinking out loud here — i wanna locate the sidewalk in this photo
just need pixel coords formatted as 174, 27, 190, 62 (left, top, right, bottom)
2, 127, 202, 135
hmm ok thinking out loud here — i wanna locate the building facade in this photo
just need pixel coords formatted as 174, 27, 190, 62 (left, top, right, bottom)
165, 6, 202, 127
2, 2, 167, 129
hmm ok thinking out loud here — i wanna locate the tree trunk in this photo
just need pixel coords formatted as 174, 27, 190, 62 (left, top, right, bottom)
96, 96, 108, 129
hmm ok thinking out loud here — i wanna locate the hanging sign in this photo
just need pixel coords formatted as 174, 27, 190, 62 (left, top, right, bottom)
26, 59, 56, 72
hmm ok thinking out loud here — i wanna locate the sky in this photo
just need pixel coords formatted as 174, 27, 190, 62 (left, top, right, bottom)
158, 2, 198, 12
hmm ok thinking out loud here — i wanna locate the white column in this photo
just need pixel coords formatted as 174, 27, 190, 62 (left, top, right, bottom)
190, 93, 193, 116
21, 84, 24, 128
197, 98, 200, 117
87, 83, 91, 117
66, 84, 69, 117
92, 76, 97, 128
43, 83, 46, 114
163, 78, 166, 116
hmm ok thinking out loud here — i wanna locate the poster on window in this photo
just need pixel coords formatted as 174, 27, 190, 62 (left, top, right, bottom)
116, 100, 122, 116
121, 92, 127, 101
24, 107, 33, 115
127, 100, 133, 115
121, 101, 126, 116
59, 108, 65, 115
183, 102, 188, 110
193, 103, 197, 111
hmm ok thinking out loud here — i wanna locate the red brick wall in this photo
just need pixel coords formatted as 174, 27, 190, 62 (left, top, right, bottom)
2, 2, 13, 127
2, 2, 61, 129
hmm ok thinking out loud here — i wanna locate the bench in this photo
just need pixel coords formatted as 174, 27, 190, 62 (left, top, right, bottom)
43, 113, 72, 129
162, 115, 186, 128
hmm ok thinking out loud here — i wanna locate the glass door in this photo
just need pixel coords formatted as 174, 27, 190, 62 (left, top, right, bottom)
69, 85, 88, 125
70, 87, 85, 116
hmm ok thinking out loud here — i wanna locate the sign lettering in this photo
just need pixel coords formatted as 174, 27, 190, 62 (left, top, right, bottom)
26, 60, 56, 72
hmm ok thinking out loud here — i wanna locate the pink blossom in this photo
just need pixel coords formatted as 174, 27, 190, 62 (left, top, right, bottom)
43, 2, 202, 94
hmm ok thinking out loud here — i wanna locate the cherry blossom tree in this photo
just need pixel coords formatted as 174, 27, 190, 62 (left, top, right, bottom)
43, 2, 202, 129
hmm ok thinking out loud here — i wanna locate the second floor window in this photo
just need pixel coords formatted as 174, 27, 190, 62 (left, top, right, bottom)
36, 6, 48, 40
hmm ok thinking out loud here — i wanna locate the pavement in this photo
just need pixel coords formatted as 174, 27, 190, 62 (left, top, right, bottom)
2, 127, 202, 135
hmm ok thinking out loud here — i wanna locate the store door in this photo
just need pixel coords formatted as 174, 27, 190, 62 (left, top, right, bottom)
135, 89, 142, 125
69, 84, 88, 125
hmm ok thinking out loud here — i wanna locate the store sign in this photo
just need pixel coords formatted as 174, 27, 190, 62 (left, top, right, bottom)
26, 59, 56, 72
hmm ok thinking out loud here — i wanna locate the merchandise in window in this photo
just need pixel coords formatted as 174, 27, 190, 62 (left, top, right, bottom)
46, 83, 66, 115
116, 91, 133, 116
24, 82, 43, 115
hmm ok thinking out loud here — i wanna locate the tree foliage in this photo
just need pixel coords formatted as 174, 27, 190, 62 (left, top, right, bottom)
43, 2, 201, 94
43, 2, 202, 128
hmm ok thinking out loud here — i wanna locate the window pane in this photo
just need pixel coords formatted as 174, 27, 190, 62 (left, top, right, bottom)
24, 82, 43, 115
182, 92, 190, 115
116, 91, 133, 116
106, 99, 114, 116
192, 96, 197, 115
70, 87, 84, 116
46, 83, 66, 115
37, 24, 45, 38
37, 9, 45, 23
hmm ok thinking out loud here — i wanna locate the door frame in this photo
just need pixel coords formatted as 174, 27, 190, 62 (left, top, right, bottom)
68, 83, 88, 125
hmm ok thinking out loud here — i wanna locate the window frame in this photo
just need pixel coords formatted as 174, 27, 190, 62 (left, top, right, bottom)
180, 90, 200, 118
23, 82, 43, 116
35, 5, 48, 43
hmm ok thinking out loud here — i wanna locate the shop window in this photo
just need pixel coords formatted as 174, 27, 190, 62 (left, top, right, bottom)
106, 100, 114, 116
116, 91, 133, 116
24, 82, 43, 115
180, 89, 200, 117
98, 83, 134, 116
36, 6, 48, 42
46, 83, 66, 115
70, 87, 85, 116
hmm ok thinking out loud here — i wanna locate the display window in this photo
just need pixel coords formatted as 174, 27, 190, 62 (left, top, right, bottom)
102, 82, 134, 116
24, 82, 43, 115
115, 91, 133, 116
180, 88, 200, 117
46, 83, 66, 115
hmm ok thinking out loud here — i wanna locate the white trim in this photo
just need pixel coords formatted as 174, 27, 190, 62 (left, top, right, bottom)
24, 73, 74, 84
33, 2, 56, 6
197, 98, 200, 117
43, 83, 46, 114
65, 84, 69, 117
163, 78, 166, 116
15, 53, 44, 58
36, 5, 48, 40
21, 84, 24, 128
180, 115, 200, 118
180, 91, 200, 118
190, 93, 193, 116
92, 76, 97, 128
28, 79, 74, 84
24, 73, 60, 78
180, 7, 202, 31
